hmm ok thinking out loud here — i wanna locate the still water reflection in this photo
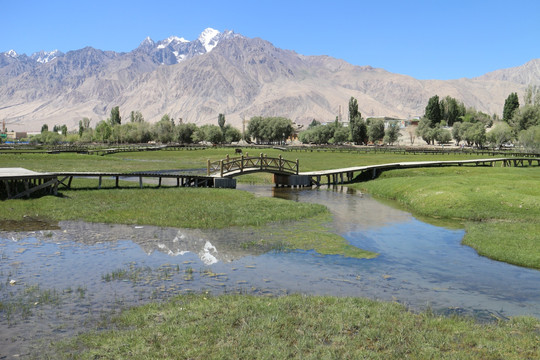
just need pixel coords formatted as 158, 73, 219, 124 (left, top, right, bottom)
1, 185, 539, 357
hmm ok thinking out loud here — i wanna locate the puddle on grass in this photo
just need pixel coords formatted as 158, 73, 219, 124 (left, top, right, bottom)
1, 185, 540, 357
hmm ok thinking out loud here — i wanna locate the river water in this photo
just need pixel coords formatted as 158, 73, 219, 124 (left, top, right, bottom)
1, 185, 539, 357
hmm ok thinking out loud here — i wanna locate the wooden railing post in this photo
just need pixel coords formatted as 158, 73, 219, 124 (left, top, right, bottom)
260, 153, 264, 170
207, 159, 210, 175
296, 159, 299, 175
279, 155, 283, 172
220, 160, 224, 178
241, 155, 244, 173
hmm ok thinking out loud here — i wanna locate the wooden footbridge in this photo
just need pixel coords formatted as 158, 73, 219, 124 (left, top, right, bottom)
0, 169, 217, 200
2, 156, 539, 199
207, 154, 540, 187
207, 153, 299, 177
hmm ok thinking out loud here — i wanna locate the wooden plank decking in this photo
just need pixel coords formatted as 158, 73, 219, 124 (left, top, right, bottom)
299, 157, 540, 186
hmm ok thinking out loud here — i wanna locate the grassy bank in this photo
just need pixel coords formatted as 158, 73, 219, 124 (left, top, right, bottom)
351, 166, 540, 269
1, 179, 374, 259
51, 294, 539, 359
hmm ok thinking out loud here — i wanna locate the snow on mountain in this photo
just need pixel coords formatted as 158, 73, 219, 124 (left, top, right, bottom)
134, 28, 238, 64
30, 50, 63, 63
157, 36, 189, 49
5, 50, 18, 58
141, 36, 155, 46
198, 28, 221, 52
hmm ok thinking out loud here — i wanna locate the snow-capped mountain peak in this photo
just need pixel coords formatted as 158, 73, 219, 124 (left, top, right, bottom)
6, 49, 18, 58
31, 50, 62, 63
140, 36, 155, 47
198, 28, 221, 52
157, 36, 189, 49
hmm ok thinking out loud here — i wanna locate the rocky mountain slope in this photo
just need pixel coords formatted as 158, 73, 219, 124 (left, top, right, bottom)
1, 28, 538, 132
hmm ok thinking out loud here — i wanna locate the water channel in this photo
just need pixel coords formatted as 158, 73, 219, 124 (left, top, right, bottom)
1, 184, 539, 357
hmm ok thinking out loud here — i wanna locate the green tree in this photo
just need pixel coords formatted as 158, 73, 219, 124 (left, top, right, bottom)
461, 122, 486, 147
440, 96, 465, 126
193, 125, 224, 144
247, 116, 293, 144
368, 119, 385, 143
218, 113, 226, 133
452, 122, 462, 145
518, 125, 540, 152
224, 125, 242, 143
523, 85, 540, 106
79, 117, 91, 137
435, 127, 452, 144
511, 105, 540, 131
383, 122, 401, 145
503, 92, 520, 123
350, 116, 367, 145
348, 96, 367, 144
416, 117, 436, 145
348, 97, 359, 121
308, 119, 321, 129
110, 106, 121, 126
425, 95, 442, 124
94, 120, 112, 142
60, 124, 68, 137
153, 116, 175, 143
175, 123, 198, 144
487, 122, 513, 148
130, 111, 145, 123
333, 126, 349, 144
41, 124, 48, 133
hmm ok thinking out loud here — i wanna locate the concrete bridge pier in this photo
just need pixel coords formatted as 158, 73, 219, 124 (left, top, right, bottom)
214, 177, 237, 189
273, 174, 311, 188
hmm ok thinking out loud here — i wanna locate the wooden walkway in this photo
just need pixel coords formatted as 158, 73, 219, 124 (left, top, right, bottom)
0, 168, 58, 199
2, 156, 539, 199
300, 157, 540, 186
53, 172, 216, 189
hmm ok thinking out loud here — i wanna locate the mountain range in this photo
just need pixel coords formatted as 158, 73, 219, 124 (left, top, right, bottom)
1, 28, 539, 132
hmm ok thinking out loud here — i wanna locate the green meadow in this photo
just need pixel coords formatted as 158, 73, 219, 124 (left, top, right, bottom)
1, 148, 539, 358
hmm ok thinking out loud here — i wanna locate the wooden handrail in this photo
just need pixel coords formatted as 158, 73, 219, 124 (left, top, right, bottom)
207, 154, 299, 177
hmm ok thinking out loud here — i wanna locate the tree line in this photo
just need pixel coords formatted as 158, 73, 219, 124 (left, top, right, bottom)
299, 97, 401, 146
18, 89, 540, 151
418, 86, 540, 151
28, 107, 296, 146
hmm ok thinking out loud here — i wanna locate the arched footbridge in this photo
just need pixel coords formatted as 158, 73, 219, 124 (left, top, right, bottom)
207, 153, 299, 178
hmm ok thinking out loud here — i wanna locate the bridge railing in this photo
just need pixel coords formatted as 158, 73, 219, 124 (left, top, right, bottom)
207, 153, 299, 177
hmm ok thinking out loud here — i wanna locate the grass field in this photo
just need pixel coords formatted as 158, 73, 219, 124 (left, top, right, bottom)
51, 294, 539, 359
2, 149, 538, 265
351, 166, 540, 269
2, 148, 540, 358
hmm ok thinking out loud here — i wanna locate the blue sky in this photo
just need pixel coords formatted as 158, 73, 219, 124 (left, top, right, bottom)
2, 0, 539, 80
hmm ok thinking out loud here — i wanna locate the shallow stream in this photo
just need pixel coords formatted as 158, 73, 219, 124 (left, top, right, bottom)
1, 184, 539, 357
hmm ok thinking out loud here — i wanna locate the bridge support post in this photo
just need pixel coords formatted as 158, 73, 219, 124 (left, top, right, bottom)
273, 174, 310, 188
215, 177, 236, 189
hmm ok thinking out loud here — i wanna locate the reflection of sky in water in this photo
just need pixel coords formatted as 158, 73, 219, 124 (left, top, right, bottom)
2, 185, 540, 356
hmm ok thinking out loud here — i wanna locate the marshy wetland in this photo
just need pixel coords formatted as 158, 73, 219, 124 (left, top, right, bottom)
1, 149, 539, 358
